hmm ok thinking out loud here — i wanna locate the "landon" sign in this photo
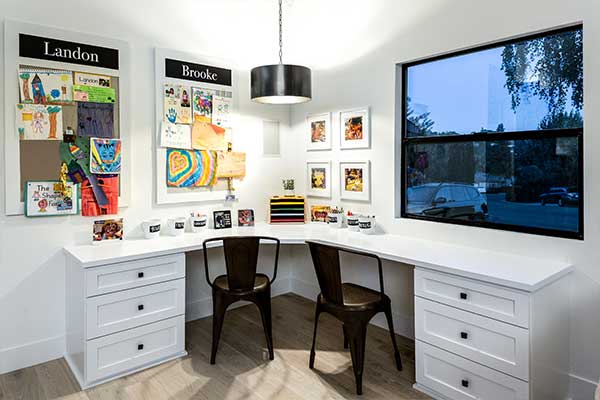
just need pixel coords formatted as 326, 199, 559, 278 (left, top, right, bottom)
165, 58, 232, 86
19, 34, 119, 70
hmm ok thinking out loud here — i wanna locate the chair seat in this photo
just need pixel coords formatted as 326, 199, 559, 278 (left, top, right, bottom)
213, 273, 270, 293
318, 282, 383, 309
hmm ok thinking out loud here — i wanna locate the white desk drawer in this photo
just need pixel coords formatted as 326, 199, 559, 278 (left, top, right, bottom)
416, 341, 529, 400
86, 279, 185, 339
415, 297, 529, 381
415, 269, 530, 328
86, 315, 185, 384
85, 254, 185, 297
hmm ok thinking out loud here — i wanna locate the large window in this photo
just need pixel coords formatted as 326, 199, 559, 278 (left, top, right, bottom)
400, 25, 583, 239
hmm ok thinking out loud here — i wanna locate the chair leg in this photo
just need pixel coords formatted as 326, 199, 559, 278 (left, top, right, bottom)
255, 290, 274, 360
347, 323, 368, 395
384, 303, 403, 371
309, 302, 321, 369
343, 324, 349, 349
210, 291, 229, 365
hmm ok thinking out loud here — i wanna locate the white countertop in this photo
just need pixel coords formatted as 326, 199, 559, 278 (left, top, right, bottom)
64, 223, 573, 292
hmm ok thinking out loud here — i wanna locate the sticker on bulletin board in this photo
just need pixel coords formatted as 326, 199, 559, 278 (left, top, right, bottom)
24, 181, 79, 217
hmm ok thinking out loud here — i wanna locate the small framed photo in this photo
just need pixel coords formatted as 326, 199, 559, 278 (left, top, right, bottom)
307, 161, 331, 198
213, 210, 232, 229
93, 218, 124, 243
340, 161, 371, 202
238, 209, 255, 226
306, 113, 332, 151
310, 205, 331, 222
340, 107, 370, 149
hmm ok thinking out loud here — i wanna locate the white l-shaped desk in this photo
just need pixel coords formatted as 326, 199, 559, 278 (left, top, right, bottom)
64, 223, 573, 399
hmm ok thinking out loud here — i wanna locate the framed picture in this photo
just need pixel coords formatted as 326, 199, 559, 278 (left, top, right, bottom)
306, 161, 331, 198
238, 209, 255, 226
213, 210, 232, 229
310, 205, 331, 222
340, 107, 370, 149
93, 218, 124, 243
306, 113, 331, 151
24, 181, 79, 217
340, 161, 371, 202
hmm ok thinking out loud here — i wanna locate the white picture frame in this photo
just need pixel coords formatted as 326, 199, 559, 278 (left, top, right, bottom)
154, 48, 238, 205
340, 161, 371, 202
3, 20, 132, 215
339, 107, 370, 149
306, 112, 332, 151
307, 161, 332, 198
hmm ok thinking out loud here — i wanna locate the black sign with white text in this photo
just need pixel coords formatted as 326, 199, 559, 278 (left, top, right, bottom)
19, 33, 119, 69
165, 58, 231, 86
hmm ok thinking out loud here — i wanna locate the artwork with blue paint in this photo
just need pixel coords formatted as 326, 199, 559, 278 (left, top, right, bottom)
163, 84, 191, 124
77, 103, 114, 137
18, 68, 73, 104
90, 138, 122, 174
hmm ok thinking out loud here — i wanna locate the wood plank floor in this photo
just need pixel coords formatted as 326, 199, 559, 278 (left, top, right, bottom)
0, 294, 431, 400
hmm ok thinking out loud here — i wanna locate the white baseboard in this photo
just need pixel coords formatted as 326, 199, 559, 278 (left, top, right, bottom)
569, 372, 598, 400
290, 277, 415, 339
0, 334, 65, 375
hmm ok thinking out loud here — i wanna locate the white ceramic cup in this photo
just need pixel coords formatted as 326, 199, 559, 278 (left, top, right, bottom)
167, 217, 186, 236
359, 216, 376, 234
190, 215, 207, 233
141, 219, 161, 239
347, 215, 360, 232
327, 213, 343, 228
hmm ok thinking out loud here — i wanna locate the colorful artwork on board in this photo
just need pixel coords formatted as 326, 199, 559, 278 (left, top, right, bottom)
166, 148, 218, 187
191, 121, 231, 151
18, 69, 73, 104
90, 138, 122, 174
16, 104, 63, 140
212, 95, 232, 128
192, 87, 213, 123
310, 205, 331, 222
163, 84, 191, 124
160, 121, 192, 149
82, 175, 119, 216
73, 85, 116, 103
93, 218, 124, 242
216, 151, 246, 178
24, 181, 78, 217
73, 72, 111, 87
77, 103, 114, 137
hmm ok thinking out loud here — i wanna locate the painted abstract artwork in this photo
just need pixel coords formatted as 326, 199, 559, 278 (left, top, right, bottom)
90, 138, 122, 174
192, 87, 213, 123
16, 104, 63, 140
191, 121, 231, 151
77, 103, 114, 137
166, 148, 218, 187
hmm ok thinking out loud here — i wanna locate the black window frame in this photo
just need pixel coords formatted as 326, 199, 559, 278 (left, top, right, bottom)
399, 24, 584, 240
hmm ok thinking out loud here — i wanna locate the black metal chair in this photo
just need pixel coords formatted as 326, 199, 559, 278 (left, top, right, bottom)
306, 240, 402, 395
202, 236, 280, 364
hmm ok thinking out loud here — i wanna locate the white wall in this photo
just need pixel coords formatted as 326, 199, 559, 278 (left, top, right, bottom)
0, 0, 295, 375
288, 0, 600, 398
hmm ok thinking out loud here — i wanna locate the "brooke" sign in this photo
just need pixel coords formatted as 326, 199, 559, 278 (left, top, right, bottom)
19, 33, 119, 70
165, 58, 231, 86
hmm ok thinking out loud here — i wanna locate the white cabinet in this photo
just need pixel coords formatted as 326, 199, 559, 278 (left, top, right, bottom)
66, 253, 187, 389
414, 268, 570, 400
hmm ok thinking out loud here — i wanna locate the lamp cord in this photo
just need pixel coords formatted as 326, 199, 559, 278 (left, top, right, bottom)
279, 0, 283, 64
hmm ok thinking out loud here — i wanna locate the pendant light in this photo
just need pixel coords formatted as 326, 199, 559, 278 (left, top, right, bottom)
251, 0, 312, 104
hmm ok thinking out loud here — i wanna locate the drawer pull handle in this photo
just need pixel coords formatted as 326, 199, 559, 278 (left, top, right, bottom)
459, 292, 468, 300
138, 344, 144, 351
460, 331, 468, 340
461, 379, 469, 388
138, 272, 144, 278
138, 304, 144, 311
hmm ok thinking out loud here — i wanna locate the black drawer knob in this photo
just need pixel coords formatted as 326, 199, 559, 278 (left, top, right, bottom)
460, 331, 468, 339
138, 272, 144, 278
138, 304, 144, 311
461, 379, 469, 388
459, 292, 468, 300
138, 344, 144, 351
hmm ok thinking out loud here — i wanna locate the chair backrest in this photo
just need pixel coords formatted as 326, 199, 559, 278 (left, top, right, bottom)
203, 236, 280, 291
223, 236, 260, 290
307, 241, 344, 305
